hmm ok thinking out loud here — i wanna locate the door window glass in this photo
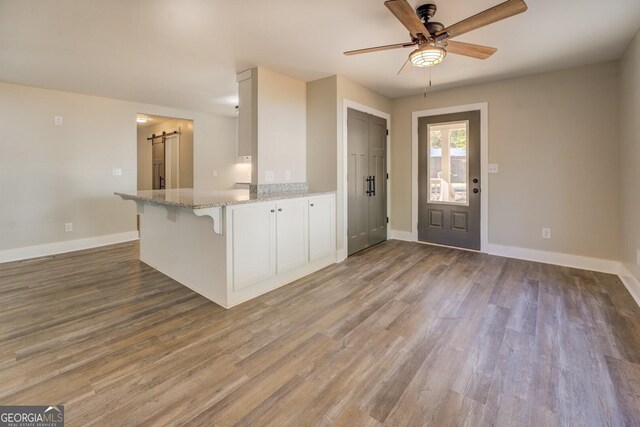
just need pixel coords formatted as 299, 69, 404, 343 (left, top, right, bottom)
427, 121, 469, 205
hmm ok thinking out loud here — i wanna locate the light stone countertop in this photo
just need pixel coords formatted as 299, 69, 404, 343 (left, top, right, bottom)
115, 188, 335, 209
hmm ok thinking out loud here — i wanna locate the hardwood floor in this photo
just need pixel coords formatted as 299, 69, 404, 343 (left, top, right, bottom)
2, 240, 640, 426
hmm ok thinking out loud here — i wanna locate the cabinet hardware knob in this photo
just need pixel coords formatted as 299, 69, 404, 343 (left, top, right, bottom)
310, 203, 314, 206
278, 208, 282, 212
270, 209, 275, 213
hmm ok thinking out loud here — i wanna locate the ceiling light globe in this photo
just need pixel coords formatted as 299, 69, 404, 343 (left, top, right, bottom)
410, 46, 446, 67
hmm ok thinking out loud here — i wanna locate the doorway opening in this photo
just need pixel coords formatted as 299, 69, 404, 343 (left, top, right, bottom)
136, 114, 194, 191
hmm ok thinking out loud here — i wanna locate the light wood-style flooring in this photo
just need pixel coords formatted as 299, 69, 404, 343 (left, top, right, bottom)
2, 240, 640, 426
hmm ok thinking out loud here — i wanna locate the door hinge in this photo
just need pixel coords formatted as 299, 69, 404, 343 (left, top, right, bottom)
386, 173, 389, 179
386, 129, 389, 136
386, 217, 389, 224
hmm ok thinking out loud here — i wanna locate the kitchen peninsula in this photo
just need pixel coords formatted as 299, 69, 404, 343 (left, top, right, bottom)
116, 189, 336, 308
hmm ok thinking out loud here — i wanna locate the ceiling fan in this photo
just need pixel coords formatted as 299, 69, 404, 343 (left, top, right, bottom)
344, 0, 528, 74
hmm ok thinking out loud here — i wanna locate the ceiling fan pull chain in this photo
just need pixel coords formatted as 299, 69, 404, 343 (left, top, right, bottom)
424, 68, 428, 98
424, 67, 433, 99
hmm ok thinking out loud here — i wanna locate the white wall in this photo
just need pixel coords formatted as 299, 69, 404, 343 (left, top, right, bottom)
391, 61, 621, 261
0, 81, 237, 256
255, 67, 307, 184
620, 29, 640, 281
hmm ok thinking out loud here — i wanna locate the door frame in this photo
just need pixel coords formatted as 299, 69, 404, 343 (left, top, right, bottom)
412, 102, 489, 252
340, 99, 391, 261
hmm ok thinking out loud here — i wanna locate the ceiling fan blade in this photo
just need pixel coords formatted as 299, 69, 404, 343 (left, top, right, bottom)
435, 0, 527, 39
446, 40, 497, 59
397, 58, 413, 75
384, 0, 430, 38
344, 41, 417, 56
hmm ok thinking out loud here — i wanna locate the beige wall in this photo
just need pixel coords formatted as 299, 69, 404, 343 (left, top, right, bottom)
620, 29, 640, 279
137, 118, 194, 190
307, 76, 338, 191
391, 61, 621, 260
306, 75, 392, 255
255, 67, 307, 184
0, 81, 237, 252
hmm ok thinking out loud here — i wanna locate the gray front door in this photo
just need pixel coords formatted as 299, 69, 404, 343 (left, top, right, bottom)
418, 111, 480, 250
348, 108, 387, 256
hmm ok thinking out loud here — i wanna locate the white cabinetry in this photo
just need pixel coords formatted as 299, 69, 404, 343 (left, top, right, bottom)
231, 203, 276, 290
308, 195, 335, 262
275, 199, 309, 274
228, 194, 335, 304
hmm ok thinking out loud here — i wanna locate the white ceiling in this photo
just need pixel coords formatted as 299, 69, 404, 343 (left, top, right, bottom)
1, 0, 639, 116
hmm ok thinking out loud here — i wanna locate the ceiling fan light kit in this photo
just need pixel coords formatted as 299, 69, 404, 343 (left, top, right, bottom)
410, 45, 446, 67
344, 0, 528, 74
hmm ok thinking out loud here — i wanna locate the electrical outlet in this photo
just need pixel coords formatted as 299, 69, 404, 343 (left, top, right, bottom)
636, 249, 640, 267
542, 227, 551, 239
65, 223, 73, 232
54, 116, 63, 126
285, 170, 292, 181
212, 170, 218, 177
265, 170, 274, 182
488, 164, 499, 174
112, 168, 122, 176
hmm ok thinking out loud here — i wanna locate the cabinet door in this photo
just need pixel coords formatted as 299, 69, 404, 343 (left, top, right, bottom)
232, 203, 276, 290
276, 199, 308, 274
309, 195, 335, 262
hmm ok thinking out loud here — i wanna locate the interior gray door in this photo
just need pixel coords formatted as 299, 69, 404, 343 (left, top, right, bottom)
418, 111, 480, 250
347, 108, 387, 256
368, 114, 387, 246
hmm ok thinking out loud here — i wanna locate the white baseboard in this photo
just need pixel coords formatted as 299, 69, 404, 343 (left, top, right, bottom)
485, 243, 619, 274
618, 264, 640, 308
390, 230, 414, 242
0, 231, 139, 263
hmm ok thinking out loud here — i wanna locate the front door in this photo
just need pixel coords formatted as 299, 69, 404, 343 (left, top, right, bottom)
347, 108, 388, 256
418, 111, 480, 250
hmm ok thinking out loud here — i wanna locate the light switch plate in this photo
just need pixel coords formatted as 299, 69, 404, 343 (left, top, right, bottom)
65, 223, 73, 232
212, 170, 218, 177
637, 249, 640, 266
488, 164, 499, 174
112, 168, 122, 176
542, 227, 551, 239
54, 116, 63, 126
265, 171, 274, 182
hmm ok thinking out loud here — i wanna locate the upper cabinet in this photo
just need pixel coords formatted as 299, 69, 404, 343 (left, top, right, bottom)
237, 69, 255, 158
